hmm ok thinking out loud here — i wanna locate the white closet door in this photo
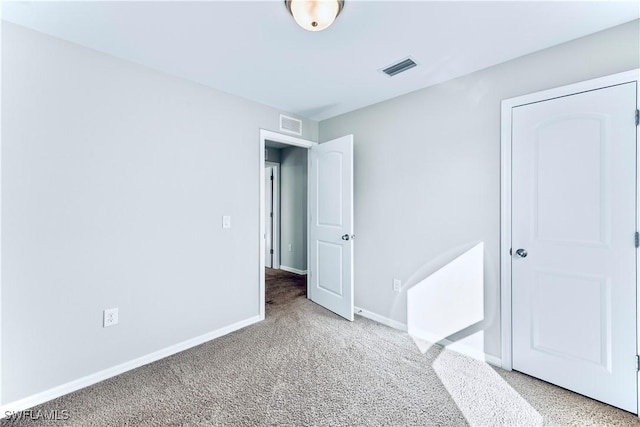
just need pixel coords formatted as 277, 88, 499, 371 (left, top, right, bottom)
511, 82, 637, 413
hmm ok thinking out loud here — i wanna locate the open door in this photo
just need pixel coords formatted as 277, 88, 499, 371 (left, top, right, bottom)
308, 135, 354, 321
264, 166, 273, 268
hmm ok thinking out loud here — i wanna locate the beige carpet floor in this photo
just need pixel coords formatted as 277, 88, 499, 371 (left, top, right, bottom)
3, 268, 640, 426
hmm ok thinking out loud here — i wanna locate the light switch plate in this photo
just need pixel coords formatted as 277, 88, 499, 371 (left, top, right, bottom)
393, 279, 402, 292
222, 215, 231, 229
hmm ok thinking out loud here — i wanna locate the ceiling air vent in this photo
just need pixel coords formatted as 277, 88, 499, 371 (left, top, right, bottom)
381, 57, 418, 77
280, 114, 302, 136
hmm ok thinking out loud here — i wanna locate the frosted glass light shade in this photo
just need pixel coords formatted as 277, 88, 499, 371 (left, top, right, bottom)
286, 0, 344, 32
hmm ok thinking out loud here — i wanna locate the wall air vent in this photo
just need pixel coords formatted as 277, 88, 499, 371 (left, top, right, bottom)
381, 57, 418, 77
279, 114, 302, 136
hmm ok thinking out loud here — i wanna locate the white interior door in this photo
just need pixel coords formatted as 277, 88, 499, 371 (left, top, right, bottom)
265, 166, 273, 269
512, 83, 637, 412
309, 135, 354, 321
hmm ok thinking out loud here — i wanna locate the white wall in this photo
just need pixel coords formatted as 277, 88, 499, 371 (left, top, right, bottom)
1, 22, 318, 404
319, 20, 640, 359
279, 147, 308, 272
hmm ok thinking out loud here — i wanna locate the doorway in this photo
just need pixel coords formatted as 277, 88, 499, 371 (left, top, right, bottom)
258, 129, 355, 321
265, 143, 308, 275
259, 130, 314, 320
501, 70, 640, 413
264, 161, 280, 269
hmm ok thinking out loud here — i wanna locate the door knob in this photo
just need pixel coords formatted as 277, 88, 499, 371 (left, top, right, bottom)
515, 248, 528, 258
341, 234, 350, 241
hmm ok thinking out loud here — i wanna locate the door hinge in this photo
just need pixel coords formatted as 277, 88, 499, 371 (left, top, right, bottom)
635, 232, 639, 248
270, 212, 273, 218
270, 175, 274, 181
636, 109, 639, 126
636, 355, 639, 371
270, 249, 274, 255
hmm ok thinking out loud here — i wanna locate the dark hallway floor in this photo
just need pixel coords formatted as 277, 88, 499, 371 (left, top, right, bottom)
265, 267, 306, 309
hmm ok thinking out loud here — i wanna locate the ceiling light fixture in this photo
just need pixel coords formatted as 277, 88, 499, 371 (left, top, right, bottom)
285, 0, 345, 32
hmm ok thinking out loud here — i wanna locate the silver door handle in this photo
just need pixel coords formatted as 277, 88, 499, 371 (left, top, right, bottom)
515, 248, 528, 258
341, 234, 355, 241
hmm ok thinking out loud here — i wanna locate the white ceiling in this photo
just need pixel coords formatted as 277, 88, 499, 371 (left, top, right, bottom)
2, 1, 638, 121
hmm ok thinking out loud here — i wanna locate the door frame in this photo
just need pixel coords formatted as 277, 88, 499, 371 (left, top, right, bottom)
265, 161, 281, 269
500, 70, 640, 379
259, 129, 316, 320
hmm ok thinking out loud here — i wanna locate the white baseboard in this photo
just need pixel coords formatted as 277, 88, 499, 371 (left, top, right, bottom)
350, 306, 501, 370
483, 353, 502, 367
0, 315, 262, 415
408, 327, 502, 368
439, 337, 502, 367
354, 306, 408, 332
279, 265, 307, 275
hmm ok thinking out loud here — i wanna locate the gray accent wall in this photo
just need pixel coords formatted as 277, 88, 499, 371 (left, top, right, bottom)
279, 147, 308, 272
265, 147, 281, 163
319, 20, 640, 359
1, 22, 318, 403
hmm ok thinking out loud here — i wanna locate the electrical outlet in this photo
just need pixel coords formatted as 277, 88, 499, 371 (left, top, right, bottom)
103, 308, 119, 327
393, 279, 402, 292
222, 215, 231, 229
288, 244, 293, 252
